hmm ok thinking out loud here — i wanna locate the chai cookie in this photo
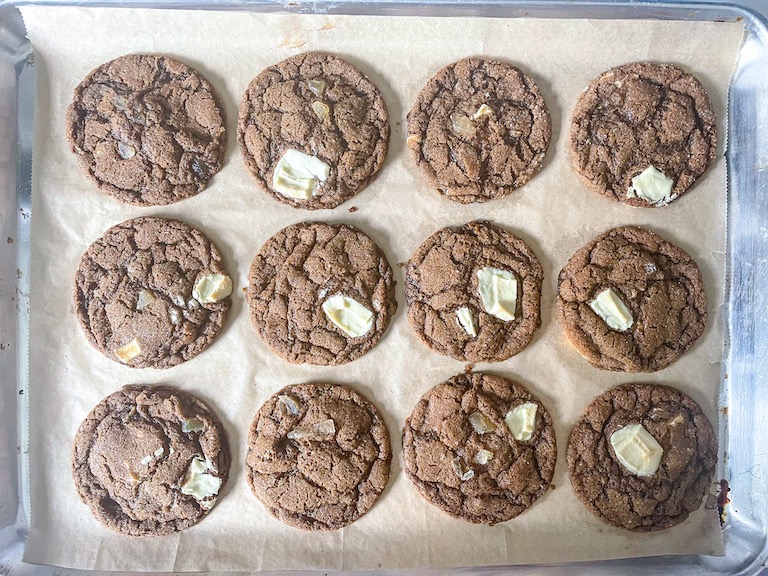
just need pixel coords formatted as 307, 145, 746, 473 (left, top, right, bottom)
246, 382, 391, 530
405, 221, 543, 362
403, 372, 556, 525
570, 62, 717, 207
407, 57, 551, 203
67, 54, 226, 206
557, 226, 706, 372
247, 222, 397, 365
74, 217, 233, 369
238, 52, 389, 210
568, 383, 717, 531
72, 385, 230, 536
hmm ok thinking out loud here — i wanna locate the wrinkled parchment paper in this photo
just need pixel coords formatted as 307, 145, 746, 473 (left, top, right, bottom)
21, 7, 743, 571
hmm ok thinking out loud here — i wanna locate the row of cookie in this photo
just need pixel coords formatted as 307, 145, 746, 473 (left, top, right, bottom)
67, 52, 716, 211
72, 376, 717, 536
74, 218, 706, 372
74, 217, 706, 372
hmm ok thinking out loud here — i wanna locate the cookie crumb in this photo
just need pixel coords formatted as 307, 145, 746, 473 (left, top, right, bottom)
348, 206, 358, 213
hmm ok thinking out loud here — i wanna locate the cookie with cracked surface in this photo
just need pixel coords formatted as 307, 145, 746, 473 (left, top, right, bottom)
74, 217, 233, 369
570, 62, 716, 207
247, 222, 397, 365
568, 383, 717, 531
72, 385, 230, 536
402, 372, 556, 525
557, 226, 706, 372
238, 52, 389, 210
407, 57, 551, 204
67, 54, 226, 206
246, 382, 391, 530
405, 220, 543, 362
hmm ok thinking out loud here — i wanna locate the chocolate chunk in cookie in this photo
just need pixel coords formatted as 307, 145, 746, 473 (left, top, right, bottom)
238, 52, 390, 210
246, 382, 391, 530
67, 54, 226, 206
557, 226, 706, 372
405, 221, 543, 362
74, 217, 233, 369
570, 62, 716, 207
72, 385, 230, 536
247, 222, 397, 365
403, 372, 556, 525
567, 383, 717, 531
407, 57, 551, 203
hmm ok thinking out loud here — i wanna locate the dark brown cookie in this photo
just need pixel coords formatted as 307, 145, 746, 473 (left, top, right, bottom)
557, 226, 706, 372
245, 382, 391, 530
74, 217, 233, 369
405, 221, 543, 362
402, 372, 556, 525
72, 385, 230, 536
567, 383, 717, 531
247, 222, 397, 365
238, 52, 389, 210
407, 57, 551, 204
570, 62, 716, 207
67, 54, 226, 206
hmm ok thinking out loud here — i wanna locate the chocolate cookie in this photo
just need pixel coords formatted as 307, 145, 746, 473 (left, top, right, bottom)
570, 62, 716, 207
74, 217, 233, 369
247, 222, 397, 365
72, 385, 230, 536
557, 226, 706, 372
567, 383, 717, 531
67, 54, 226, 206
407, 57, 550, 204
246, 382, 391, 530
238, 52, 389, 210
403, 372, 556, 525
405, 221, 543, 362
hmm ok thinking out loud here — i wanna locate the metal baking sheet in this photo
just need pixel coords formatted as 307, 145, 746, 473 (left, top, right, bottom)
1, 1, 768, 575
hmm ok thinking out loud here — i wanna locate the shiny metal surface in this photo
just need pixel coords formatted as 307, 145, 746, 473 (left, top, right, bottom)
1, 1, 766, 574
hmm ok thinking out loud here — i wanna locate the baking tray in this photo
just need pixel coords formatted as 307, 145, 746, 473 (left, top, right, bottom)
1, 0, 768, 574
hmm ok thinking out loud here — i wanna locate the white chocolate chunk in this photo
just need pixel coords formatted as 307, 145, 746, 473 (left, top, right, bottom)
136, 289, 156, 311
154, 447, 164, 457
505, 402, 538, 441
473, 104, 493, 119
115, 339, 141, 363
140, 455, 152, 466
455, 307, 477, 337
452, 457, 475, 481
117, 142, 136, 159
287, 418, 336, 440
610, 424, 663, 477
476, 267, 518, 321
626, 165, 674, 205
193, 274, 233, 304
277, 394, 301, 416
272, 149, 330, 199
468, 411, 496, 434
322, 294, 374, 338
182, 418, 204, 433
311, 100, 330, 120
180, 456, 222, 508
474, 449, 494, 465
450, 113, 476, 137
307, 78, 326, 97
590, 288, 633, 331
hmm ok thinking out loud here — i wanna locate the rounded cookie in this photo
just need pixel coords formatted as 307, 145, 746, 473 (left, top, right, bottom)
557, 226, 706, 372
246, 382, 391, 530
74, 217, 233, 369
247, 222, 397, 365
570, 62, 716, 207
407, 57, 551, 203
67, 54, 226, 206
405, 220, 543, 362
72, 385, 230, 536
238, 52, 389, 210
403, 372, 556, 525
567, 383, 717, 531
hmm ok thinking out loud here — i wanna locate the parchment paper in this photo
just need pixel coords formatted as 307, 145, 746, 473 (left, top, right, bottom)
20, 6, 743, 571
